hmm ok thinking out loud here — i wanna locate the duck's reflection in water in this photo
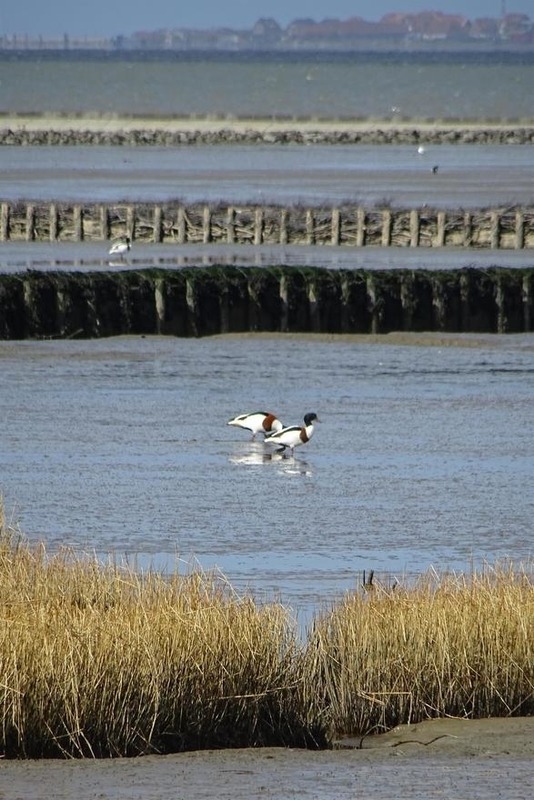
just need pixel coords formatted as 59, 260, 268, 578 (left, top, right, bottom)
228, 445, 313, 476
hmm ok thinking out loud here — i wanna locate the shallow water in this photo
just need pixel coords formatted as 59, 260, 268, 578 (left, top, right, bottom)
2, 241, 533, 274
1, 143, 534, 208
1, 333, 533, 618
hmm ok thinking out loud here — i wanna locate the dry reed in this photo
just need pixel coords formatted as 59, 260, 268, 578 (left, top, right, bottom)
2, 501, 534, 757
0, 507, 318, 758
305, 566, 534, 737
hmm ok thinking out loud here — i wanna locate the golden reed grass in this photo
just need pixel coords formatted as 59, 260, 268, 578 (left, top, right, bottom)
1, 502, 534, 757
0, 507, 317, 757
306, 567, 534, 738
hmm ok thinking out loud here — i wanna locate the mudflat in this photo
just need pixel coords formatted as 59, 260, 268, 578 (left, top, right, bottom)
2, 717, 533, 800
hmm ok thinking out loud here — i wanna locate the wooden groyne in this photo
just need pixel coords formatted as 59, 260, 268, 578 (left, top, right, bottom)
2, 201, 534, 249
1, 267, 532, 340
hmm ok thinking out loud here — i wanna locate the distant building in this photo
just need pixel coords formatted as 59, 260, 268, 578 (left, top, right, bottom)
1, 10, 533, 52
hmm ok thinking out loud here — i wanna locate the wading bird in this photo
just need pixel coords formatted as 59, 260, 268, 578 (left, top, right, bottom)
108, 236, 131, 260
227, 411, 283, 441
264, 412, 319, 455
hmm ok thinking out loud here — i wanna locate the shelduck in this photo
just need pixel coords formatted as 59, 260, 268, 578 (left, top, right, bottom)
227, 411, 283, 441
264, 412, 319, 454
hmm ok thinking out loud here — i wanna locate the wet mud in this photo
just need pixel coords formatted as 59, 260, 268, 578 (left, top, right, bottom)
2, 717, 534, 800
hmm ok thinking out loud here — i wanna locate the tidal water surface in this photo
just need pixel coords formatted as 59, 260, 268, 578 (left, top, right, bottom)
3, 52, 534, 119
1, 333, 533, 617
2, 143, 534, 208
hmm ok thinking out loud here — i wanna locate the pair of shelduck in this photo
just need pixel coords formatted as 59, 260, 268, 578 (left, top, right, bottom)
227, 411, 319, 455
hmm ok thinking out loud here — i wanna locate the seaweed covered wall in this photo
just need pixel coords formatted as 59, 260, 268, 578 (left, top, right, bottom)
1, 201, 534, 249
0, 266, 532, 340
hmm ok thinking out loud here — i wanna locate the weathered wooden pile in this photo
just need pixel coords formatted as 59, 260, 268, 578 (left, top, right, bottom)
0, 266, 532, 340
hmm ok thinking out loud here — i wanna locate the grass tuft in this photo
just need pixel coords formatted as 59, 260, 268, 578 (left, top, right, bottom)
0, 506, 319, 757
305, 566, 534, 737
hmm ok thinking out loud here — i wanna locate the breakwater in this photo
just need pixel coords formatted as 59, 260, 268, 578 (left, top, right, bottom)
2, 124, 534, 147
2, 201, 534, 249
1, 266, 531, 340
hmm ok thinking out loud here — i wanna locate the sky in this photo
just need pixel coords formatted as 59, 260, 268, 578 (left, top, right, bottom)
1, 1, 532, 38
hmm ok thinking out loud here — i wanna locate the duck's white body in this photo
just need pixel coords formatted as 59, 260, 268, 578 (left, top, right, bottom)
264, 412, 319, 454
227, 411, 283, 441
108, 237, 131, 259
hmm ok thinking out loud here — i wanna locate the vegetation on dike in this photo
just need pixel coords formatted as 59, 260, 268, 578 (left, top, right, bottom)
1, 504, 533, 759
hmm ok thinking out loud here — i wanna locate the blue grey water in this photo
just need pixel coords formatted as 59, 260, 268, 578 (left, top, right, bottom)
1, 143, 534, 208
2, 53, 534, 119
1, 333, 533, 618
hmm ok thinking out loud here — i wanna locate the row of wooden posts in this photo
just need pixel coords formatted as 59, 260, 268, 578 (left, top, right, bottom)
0, 267, 532, 340
2, 201, 534, 248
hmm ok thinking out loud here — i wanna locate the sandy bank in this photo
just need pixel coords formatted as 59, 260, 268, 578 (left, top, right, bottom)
2, 717, 533, 800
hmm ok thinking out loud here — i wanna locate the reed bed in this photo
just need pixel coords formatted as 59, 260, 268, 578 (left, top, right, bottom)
0, 510, 319, 758
306, 567, 534, 738
1, 501, 534, 758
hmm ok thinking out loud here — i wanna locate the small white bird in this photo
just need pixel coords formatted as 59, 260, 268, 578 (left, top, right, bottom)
227, 411, 283, 441
108, 236, 131, 260
264, 412, 319, 455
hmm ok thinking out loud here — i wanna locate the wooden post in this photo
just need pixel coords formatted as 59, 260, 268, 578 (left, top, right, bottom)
523, 274, 531, 332
202, 205, 211, 244
153, 206, 163, 243
1, 203, 10, 241
49, 204, 59, 241
226, 207, 235, 244
308, 281, 320, 332
496, 276, 505, 333
331, 208, 340, 246
436, 211, 446, 247
381, 209, 392, 247
490, 211, 500, 249
186, 277, 197, 336
367, 274, 379, 334
177, 207, 186, 243
126, 205, 135, 241
463, 212, 472, 247
515, 210, 525, 250
73, 205, 83, 241
356, 207, 366, 247
340, 274, 351, 332
459, 272, 470, 330
410, 209, 420, 247
306, 209, 314, 245
26, 204, 35, 242
279, 208, 288, 245
254, 208, 263, 245
154, 278, 165, 334
279, 274, 289, 331
100, 205, 110, 240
